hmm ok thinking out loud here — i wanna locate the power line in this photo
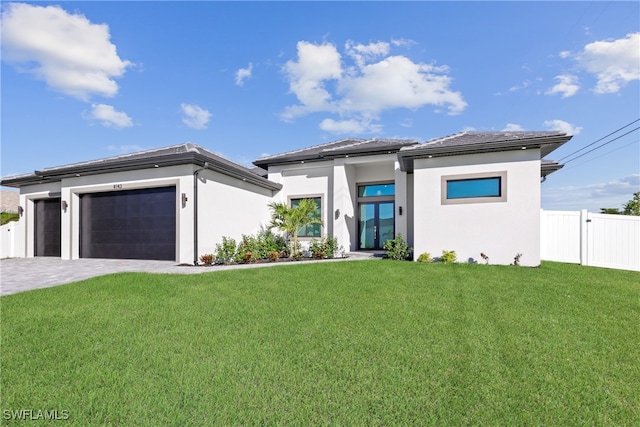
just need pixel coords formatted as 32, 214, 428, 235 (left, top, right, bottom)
562, 138, 639, 172
563, 126, 640, 164
559, 118, 640, 162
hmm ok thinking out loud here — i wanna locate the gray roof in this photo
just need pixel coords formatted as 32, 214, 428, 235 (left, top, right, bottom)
398, 131, 572, 172
254, 138, 420, 168
1, 143, 282, 191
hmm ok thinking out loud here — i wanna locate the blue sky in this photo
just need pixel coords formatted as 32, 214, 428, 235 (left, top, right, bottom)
1, 1, 638, 212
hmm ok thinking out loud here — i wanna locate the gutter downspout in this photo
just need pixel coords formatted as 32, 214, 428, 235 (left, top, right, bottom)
193, 162, 209, 265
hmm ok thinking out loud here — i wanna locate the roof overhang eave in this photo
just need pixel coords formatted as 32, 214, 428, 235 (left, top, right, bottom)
3, 152, 282, 192
397, 135, 572, 172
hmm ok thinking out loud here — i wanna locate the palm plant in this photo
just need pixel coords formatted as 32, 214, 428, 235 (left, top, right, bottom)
268, 199, 323, 258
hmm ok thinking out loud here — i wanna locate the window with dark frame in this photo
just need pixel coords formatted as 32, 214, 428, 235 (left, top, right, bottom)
290, 197, 322, 238
441, 171, 507, 205
446, 177, 501, 199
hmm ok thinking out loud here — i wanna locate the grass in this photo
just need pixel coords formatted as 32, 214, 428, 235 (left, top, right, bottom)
1, 261, 639, 425
0, 212, 19, 226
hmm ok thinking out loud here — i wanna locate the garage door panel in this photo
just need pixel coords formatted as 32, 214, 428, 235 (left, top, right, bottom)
35, 198, 61, 257
80, 186, 176, 260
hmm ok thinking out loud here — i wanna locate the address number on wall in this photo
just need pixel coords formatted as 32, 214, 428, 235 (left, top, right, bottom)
113, 184, 123, 189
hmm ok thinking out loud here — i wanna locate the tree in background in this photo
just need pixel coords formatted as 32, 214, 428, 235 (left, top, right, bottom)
622, 192, 640, 216
600, 192, 640, 216
600, 208, 621, 215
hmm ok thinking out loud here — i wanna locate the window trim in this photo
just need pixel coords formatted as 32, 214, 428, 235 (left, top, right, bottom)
357, 182, 396, 200
287, 194, 324, 239
441, 171, 507, 205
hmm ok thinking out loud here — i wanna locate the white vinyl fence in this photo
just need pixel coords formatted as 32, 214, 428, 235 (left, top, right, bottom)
0, 220, 19, 259
541, 209, 640, 271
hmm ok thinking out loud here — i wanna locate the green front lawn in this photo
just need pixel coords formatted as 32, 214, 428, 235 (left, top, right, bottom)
1, 261, 638, 425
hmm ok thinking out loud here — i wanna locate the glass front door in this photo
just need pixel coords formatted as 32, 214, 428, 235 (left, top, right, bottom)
359, 202, 395, 250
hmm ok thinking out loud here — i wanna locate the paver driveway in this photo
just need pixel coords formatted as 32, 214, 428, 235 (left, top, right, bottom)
0, 254, 372, 296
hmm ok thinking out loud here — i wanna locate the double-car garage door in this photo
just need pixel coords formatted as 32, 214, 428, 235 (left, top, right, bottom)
79, 186, 176, 260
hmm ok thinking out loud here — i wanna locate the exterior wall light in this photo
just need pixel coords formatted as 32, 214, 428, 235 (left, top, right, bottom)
18, 206, 24, 217
181, 193, 188, 207
61, 201, 68, 212
399, 206, 403, 216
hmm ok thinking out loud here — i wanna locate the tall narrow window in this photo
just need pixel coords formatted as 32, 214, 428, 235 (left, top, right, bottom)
290, 196, 322, 237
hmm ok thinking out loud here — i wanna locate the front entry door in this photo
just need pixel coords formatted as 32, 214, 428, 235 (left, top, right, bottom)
359, 202, 395, 249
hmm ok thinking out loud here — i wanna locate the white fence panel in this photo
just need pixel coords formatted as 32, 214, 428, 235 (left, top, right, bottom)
1, 221, 17, 259
541, 209, 640, 272
587, 213, 640, 271
540, 210, 581, 264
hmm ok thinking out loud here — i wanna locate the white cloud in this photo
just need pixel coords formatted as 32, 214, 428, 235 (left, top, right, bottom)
577, 32, 640, 94
235, 63, 253, 87
281, 40, 466, 133
503, 123, 524, 131
559, 51, 571, 59
1, 3, 132, 101
338, 56, 466, 114
319, 118, 382, 134
546, 74, 580, 98
400, 118, 413, 128
181, 103, 212, 130
495, 80, 531, 96
544, 119, 582, 135
345, 40, 390, 67
85, 104, 133, 128
282, 41, 342, 119
391, 38, 416, 48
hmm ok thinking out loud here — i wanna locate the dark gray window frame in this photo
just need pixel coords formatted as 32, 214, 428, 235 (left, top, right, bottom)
441, 171, 508, 205
288, 194, 324, 239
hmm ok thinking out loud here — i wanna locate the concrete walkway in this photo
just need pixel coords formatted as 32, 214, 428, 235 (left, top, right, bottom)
0, 253, 377, 296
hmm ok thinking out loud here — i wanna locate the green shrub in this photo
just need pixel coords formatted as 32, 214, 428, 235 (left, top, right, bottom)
214, 237, 237, 264
417, 252, 432, 263
440, 250, 457, 263
254, 229, 288, 259
309, 236, 342, 259
235, 234, 257, 263
384, 234, 413, 261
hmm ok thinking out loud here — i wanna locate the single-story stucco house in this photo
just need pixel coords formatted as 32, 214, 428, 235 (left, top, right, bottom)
0, 130, 571, 266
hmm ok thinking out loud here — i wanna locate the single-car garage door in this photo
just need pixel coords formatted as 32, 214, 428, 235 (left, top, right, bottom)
34, 198, 62, 257
80, 186, 176, 260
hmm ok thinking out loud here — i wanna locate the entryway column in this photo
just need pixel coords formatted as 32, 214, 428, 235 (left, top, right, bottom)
394, 161, 408, 241
333, 160, 356, 252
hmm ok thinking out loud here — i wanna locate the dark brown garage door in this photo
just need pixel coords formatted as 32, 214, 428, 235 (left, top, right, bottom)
34, 198, 61, 257
80, 186, 176, 260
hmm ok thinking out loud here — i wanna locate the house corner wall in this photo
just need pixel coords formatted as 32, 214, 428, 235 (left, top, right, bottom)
412, 150, 541, 266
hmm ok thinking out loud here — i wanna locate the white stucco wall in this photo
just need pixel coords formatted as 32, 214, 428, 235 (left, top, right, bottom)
412, 150, 542, 266
14, 164, 278, 264
196, 168, 275, 258
268, 162, 333, 240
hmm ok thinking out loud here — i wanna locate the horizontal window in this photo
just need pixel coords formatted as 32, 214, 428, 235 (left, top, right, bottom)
447, 177, 501, 199
358, 183, 394, 198
290, 196, 322, 238
441, 172, 507, 205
